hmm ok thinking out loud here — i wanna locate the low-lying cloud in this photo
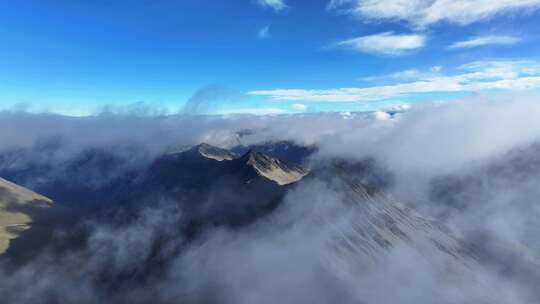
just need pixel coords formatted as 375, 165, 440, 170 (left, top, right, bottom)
1, 96, 540, 303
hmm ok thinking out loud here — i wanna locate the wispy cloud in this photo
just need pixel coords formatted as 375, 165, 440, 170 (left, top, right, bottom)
220, 107, 288, 115
449, 35, 522, 49
257, 0, 288, 12
257, 26, 272, 40
335, 32, 426, 56
360, 66, 443, 82
249, 60, 540, 102
330, 0, 540, 27
390, 67, 440, 80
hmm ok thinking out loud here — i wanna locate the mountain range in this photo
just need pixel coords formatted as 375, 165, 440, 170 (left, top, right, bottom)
0, 142, 474, 268
1, 139, 537, 303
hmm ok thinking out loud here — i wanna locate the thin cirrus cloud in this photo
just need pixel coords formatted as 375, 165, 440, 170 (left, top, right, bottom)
257, 0, 288, 12
449, 35, 522, 49
248, 60, 540, 102
335, 32, 426, 56
329, 0, 540, 27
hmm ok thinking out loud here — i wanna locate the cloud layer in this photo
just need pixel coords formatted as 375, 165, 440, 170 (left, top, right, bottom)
2, 98, 540, 303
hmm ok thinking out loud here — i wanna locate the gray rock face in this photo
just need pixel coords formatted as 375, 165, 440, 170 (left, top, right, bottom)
244, 151, 309, 186
197, 143, 236, 161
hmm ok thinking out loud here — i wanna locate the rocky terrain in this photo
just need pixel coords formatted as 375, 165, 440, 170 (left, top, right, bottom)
0, 177, 53, 254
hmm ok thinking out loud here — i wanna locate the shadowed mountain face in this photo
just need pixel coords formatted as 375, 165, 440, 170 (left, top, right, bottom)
232, 140, 317, 164
0, 178, 53, 254
142, 144, 309, 228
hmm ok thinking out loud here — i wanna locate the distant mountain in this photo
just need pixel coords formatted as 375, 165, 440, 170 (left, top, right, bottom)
0, 177, 53, 254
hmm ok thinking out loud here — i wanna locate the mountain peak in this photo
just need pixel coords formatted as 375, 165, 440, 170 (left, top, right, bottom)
242, 150, 308, 185
196, 143, 235, 161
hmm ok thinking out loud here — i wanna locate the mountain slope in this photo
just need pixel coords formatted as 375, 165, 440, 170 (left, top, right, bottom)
332, 171, 475, 266
0, 177, 53, 254
242, 151, 308, 185
303, 161, 478, 273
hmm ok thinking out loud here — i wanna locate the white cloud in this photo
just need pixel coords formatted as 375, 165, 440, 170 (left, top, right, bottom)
383, 103, 411, 112
372, 111, 392, 120
330, 0, 540, 27
257, 26, 272, 40
220, 107, 288, 115
336, 32, 426, 56
248, 60, 540, 102
257, 0, 288, 12
291, 103, 307, 111
449, 35, 522, 49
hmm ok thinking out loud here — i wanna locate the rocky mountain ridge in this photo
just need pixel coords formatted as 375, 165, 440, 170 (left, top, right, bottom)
0, 177, 53, 254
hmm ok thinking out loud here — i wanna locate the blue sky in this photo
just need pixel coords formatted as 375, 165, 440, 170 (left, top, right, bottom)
1, 0, 540, 115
